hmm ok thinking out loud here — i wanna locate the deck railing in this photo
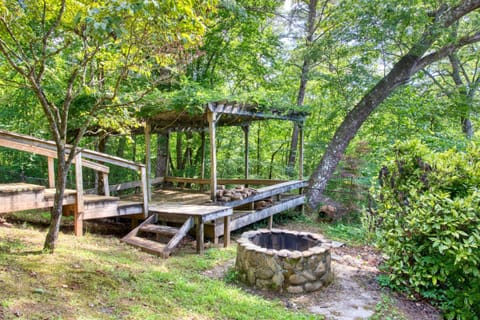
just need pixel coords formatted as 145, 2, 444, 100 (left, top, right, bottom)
0, 129, 148, 216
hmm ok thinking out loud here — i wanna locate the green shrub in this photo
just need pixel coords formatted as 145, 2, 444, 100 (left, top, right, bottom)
370, 140, 480, 319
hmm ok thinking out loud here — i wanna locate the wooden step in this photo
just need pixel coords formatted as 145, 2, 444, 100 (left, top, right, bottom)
117, 201, 144, 216
122, 236, 167, 257
140, 224, 179, 236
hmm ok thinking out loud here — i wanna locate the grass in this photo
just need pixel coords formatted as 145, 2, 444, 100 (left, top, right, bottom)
0, 224, 320, 320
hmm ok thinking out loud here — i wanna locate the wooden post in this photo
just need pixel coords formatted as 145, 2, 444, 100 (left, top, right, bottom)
223, 215, 230, 247
165, 132, 170, 177
47, 157, 55, 188
140, 166, 149, 216
74, 152, 84, 236
207, 111, 217, 202
242, 125, 250, 180
102, 173, 110, 196
298, 122, 304, 180
144, 122, 152, 201
268, 215, 273, 229
200, 131, 206, 191
196, 216, 204, 254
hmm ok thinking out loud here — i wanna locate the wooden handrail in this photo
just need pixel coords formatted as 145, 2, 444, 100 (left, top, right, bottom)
0, 130, 143, 171
0, 129, 149, 222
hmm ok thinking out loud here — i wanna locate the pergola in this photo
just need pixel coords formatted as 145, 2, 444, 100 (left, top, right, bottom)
143, 101, 307, 201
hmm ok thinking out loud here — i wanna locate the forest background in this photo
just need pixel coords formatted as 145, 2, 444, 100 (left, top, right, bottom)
1, 0, 478, 209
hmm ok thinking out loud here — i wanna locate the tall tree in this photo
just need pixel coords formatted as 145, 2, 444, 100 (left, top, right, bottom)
0, 0, 213, 251
285, 0, 334, 176
307, 0, 480, 210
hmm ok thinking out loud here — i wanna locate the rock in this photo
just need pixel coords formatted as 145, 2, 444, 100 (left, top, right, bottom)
256, 268, 274, 280
286, 285, 304, 294
304, 280, 324, 292
289, 274, 307, 285
314, 263, 326, 276
272, 272, 284, 288
302, 270, 316, 281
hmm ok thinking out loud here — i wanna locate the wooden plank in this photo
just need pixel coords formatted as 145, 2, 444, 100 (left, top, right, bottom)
207, 111, 217, 201
164, 216, 194, 257
219, 180, 308, 208
140, 224, 179, 236
196, 216, 204, 254
164, 177, 286, 186
145, 122, 152, 201
47, 157, 55, 188
103, 173, 110, 196
243, 126, 249, 180
299, 123, 304, 180
122, 214, 156, 241
117, 201, 144, 216
0, 130, 141, 171
214, 196, 305, 236
122, 236, 167, 257
0, 139, 110, 173
223, 215, 230, 247
149, 203, 232, 221
74, 152, 84, 236
140, 166, 148, 217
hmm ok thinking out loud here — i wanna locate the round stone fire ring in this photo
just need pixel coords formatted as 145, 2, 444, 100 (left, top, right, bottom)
235, 229, 333, 293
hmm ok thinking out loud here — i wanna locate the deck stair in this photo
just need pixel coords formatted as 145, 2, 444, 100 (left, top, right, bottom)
121, 214, 194, 258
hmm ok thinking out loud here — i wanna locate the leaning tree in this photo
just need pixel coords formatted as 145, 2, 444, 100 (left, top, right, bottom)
307, 0, 480, 210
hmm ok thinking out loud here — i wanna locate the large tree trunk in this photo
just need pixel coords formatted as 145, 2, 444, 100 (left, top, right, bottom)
306, 0, 480, 212
307, 55, 423, 210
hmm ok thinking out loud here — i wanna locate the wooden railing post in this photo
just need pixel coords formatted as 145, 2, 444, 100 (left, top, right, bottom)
207, 111, 217, 202
140, 166, 149, 216
47, 157, 55, 188
74, 152, 84, 236
103, 173, 110, 196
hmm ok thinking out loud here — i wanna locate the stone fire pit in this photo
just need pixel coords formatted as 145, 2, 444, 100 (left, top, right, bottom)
235, 229, 333, 293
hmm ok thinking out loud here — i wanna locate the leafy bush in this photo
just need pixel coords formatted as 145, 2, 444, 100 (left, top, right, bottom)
370, 140, 480, 319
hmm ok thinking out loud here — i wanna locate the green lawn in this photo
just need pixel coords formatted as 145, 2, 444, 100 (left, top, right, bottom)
0, 224, 319, 320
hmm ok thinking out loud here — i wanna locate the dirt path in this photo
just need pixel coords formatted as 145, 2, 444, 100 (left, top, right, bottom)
204, 244, 442, 320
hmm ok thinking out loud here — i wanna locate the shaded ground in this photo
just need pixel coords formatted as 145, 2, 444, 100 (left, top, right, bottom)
203, 230, 442, 320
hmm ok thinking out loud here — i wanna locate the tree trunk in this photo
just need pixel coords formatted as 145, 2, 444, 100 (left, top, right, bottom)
307, 54, 423, 211
43, 148, 68, 251
156, 133, 169, 177
96, 135, 108, 195
116, 135, 126, 158
287, 0, 318, 176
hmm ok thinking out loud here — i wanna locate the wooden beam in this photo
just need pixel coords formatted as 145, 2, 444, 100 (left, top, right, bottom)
223, 215, 230, 247
242, 125, 249, 180
47, 157, 55, 188
0, 129, 142, 171
145, 122, 152, 201
299, 122, 304, 180
219, 180, 308, 208
74, 152, 84, 236
196, 216, 204, 254
0, 139, 110, 173
200, 131, 206, 191
163, 177, 286, 186
207, 111, 217, 202
140, 166, 149, 217
102, 173, 110, 196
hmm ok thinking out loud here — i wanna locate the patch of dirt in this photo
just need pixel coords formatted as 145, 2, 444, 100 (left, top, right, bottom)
203, 241, 442, 320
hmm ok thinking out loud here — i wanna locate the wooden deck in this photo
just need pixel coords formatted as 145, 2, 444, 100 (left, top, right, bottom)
0, 183, 143, 219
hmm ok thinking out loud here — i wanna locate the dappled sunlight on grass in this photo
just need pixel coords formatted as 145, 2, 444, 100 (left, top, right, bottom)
0, 225, 319, 319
